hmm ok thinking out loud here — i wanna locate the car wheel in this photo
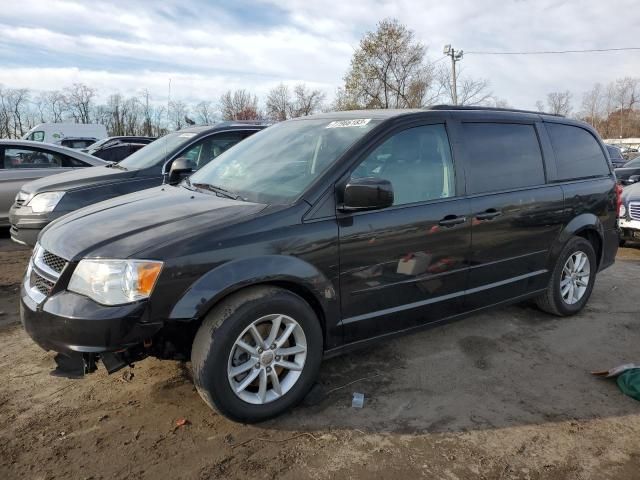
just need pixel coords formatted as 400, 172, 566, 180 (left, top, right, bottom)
535, 236, 597, 316
619, 238, 626, 247
191, 286, 323, 423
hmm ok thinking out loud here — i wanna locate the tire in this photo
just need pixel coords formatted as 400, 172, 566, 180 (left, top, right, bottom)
191, 286, 323, 423
619, 238, 626, 247
535, 236, 597, 316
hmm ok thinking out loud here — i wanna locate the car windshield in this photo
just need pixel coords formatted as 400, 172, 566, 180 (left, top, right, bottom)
623, 157, 640, 167
188, 118, 380, 204
85, 137, 117, 153
118, 132, 196, 170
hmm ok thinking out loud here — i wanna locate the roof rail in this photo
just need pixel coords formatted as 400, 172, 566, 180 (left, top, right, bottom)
427, 104, 564, 117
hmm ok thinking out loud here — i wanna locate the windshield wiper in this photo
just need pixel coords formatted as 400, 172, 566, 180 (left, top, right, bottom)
192, 182, 242, 200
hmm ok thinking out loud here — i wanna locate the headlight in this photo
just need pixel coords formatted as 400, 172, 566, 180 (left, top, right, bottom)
619, 204, 626, 218
68, 259, 163, 305
27, 191, 65, 213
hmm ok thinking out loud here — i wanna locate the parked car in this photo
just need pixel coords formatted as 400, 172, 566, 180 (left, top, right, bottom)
606, 145, 627, 168
10, 122, 266, 246
20, 107, 619, 422
22, 123, 107, 144
614, 157, 640, 185
56, 137, 99, 150
84, 136, 156, 162
0, 140, 107, 228
619, 181, 640, 245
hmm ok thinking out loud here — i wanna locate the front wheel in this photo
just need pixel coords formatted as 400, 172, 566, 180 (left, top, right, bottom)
535, 236, 597, 316
191, 286, 323, 423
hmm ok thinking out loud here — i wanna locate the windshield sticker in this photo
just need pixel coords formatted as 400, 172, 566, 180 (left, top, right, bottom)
178, 133, 197, 138
326, 119, 371, 129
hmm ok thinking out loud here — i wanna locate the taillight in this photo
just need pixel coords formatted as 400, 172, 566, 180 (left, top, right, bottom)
615, 183, 623, 216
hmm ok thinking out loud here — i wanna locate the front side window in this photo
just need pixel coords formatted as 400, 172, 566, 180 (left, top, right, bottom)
178, 132, 250, 171
462, 123, 545, 195
189, 118, 380, 204
547, 124, 610, 180
3, 148, 64, 169
350, 124, 455, 206
118, 131, 200, 170
623, 157, 640, 168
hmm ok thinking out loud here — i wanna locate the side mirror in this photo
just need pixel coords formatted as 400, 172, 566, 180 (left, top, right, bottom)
167, 157, 193, 185
628, 175, 640, 184
341, 177, 394, 211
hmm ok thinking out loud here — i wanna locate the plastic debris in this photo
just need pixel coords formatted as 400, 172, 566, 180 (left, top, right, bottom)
175, 418, 189, 427
352, 392, 365, 408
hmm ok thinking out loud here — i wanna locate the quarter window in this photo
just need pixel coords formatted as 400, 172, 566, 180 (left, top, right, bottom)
351, 124, 455, 206
547, 124, 610, 180
462, 123, 545, 194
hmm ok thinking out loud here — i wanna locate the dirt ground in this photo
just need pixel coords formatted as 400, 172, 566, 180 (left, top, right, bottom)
1, 231, 639, 480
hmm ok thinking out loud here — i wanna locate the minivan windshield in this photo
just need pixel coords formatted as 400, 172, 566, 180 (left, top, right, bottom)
188, 118, 380, 204
118, 132, 195, 170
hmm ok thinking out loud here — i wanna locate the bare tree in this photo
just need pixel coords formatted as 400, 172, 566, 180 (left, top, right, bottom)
545, 91, 573, 116
139, 89, 153, 136
194, 100, 215, 124
64, 83, 96, 123
580, 83, 604, 130
291, 84, 325, 117
219, 89, 260, 120
437, 66, 491, 106
266, 83, 291, 121
168, 100, 188, 130
341, 18, 437, 109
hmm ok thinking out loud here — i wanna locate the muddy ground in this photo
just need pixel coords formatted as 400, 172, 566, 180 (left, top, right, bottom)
1, 231, 639, 479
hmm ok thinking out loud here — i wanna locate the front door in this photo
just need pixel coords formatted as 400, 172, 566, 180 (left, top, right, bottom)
338, 123, 471, 343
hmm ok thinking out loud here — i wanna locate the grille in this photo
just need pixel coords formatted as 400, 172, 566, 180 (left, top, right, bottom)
630, 202, 640, 221
30, 270, 55, 296
41, 250, 67, 274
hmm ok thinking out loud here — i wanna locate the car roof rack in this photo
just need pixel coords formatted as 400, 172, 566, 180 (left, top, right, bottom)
427, 104, 564, 117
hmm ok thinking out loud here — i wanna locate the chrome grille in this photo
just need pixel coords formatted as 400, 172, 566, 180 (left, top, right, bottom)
30, 270, 55, 296
629, 202, 640, 221
24, 245, 68, 302
41, 250, 67, 274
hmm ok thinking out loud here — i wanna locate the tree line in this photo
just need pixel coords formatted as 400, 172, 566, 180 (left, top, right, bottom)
1, 18, 638, 140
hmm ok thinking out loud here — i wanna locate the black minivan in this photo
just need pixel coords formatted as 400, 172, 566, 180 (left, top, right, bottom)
20, 107, 619, 422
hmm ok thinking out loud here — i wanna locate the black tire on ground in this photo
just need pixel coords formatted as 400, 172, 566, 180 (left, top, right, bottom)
619, 238, 626, 247
535, 236, 597, 317
191, 286, 323, 423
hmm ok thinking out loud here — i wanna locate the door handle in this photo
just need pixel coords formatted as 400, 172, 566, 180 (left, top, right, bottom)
475, 209, 502, 221
438, 215, 466, 227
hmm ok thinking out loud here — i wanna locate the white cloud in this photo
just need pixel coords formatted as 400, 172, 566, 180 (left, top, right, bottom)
0, 0, 639, 111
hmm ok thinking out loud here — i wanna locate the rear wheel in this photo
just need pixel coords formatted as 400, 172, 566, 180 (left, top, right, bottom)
535, 236, 597, 316
191, 286, 323, 423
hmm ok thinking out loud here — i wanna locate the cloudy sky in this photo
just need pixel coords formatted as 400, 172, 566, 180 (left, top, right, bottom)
0, 0, 638, 111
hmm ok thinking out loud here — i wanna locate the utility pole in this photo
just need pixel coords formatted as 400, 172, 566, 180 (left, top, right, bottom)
443, 45, 464, 105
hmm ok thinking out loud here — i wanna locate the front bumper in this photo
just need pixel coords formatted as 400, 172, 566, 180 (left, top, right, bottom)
619, 218, 640, 240
20, 286, 162, 355
9, 204, 63, 247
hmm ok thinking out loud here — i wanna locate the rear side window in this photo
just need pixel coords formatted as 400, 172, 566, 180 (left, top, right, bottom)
462, 123, 545, 194
606, 146, 623, 160
547, 124, 610, 180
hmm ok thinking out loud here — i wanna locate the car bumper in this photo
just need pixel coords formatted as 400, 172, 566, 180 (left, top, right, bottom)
20, 285, 162, 355
619, 218, 640, 239
9, 205, 65, 247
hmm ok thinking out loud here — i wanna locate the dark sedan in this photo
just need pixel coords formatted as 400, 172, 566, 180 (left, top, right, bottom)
614, 157, 640, 185
0, 140, 108, 228
9, 122, 267, 246
606, 145, 627, 169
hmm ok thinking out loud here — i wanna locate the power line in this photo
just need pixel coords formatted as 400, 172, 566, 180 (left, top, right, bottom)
466, 47, 640, 55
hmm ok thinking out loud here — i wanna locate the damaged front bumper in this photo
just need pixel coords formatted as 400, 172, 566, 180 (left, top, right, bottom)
619, 218, 640, 240
20, 285, 162, 376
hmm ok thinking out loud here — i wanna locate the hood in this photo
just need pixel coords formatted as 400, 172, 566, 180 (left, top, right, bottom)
39, 185, 267, 260
622, 182, 640, 202
20, 165, 142, 195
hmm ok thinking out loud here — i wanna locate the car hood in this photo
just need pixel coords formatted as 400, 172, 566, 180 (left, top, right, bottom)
20, 165, 142, 195
39, 186, 267, 260
622, 182, 640, 202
